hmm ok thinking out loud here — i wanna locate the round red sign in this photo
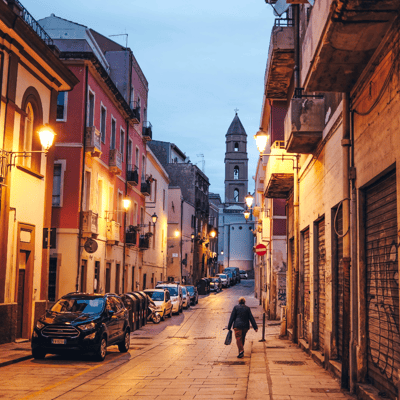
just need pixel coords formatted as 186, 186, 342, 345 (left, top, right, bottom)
255, 243, 267, 256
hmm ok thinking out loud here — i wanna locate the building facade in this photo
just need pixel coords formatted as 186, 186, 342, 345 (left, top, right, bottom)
261, 1, 400, 398
0, 0, 78, 343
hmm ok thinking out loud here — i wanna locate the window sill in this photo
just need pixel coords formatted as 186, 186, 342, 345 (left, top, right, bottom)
16, 165, 44, 179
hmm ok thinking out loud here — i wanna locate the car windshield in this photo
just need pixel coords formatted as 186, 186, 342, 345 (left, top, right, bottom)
212, 278, 219, 282
186, 286, 194, 294
218, 274, 227, 279
160, 287, 177, 296
147, 292, 165, 301
51, 298, 105, 314
182, 287, 187, 294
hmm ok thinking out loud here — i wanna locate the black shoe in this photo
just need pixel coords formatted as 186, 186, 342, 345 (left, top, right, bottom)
237, 351, 244, 358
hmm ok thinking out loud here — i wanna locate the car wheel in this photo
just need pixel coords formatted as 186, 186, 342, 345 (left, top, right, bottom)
95, 336, 107, 361
32, 348, 46, 360
161, 313, 165, 321
152, 313, 161, 324
118, 330, 130, 353
169, 307, 173, 318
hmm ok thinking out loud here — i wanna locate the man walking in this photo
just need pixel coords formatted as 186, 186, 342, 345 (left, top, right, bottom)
227, 297, 258, 358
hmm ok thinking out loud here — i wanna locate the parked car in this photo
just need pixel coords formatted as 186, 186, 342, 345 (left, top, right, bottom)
239, 270, 248, 279
181, 286, 190, 309
224, 267, 241, 284
185, 285, 198, 305
155, 283, 183, 314
144, 289, 173, 320
224, 270, 234, 285
31, 293, 130, 361
210, 277, 222, 292
216, 273, 230, 288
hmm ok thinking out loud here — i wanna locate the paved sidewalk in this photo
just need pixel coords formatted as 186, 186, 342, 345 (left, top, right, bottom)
0, 340, 32, 368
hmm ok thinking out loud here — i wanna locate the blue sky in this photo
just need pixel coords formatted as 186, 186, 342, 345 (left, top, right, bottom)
24, 0, 274, 200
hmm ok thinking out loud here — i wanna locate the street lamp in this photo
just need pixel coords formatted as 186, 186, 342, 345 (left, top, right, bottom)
245, 192, 254, 209
151, 213, 158, 225
244, 209, 250, 221
38, 125, 56, 152
210, 230, 216, 238
122, 197, 131, 211
174, 229, 180, 238
254, 130, 269, 154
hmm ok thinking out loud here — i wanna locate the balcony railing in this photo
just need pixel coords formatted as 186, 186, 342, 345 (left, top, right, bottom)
274, 18, 293, 27
126, 232, 137, 246
106, 220, 120, 245
10, 0, 54, 46
142, 121, 152, 141
139, 235, 150, 250
81, 211, 99, 238
130, 101, 140, 124
85, 126, 102, 157
141, 180, 151, 196
109, 149, 122, 175
127, 165, 139, 186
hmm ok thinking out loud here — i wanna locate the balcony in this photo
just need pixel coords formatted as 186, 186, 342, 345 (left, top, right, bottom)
141, 180, 151, 196
142, 121, 152, 141
85, 126, 102, 157
127, 165, 138, 186
125, 232, 137, 246
264, 19, 294, 100
139, 235, 150, 250
302, 0, 398, 92
264, 141, 294, 198
284, 97, 325, 154
81, 211, 99, 238
130, 101, 140, 124
106, 220, 120, 245
109, 149, 122, 175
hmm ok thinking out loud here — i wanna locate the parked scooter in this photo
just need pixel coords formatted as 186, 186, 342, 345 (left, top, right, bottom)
147, 297, 161, 324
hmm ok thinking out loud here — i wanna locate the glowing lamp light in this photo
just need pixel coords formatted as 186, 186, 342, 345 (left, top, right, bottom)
244, 210, 250, 220
191, 233, 195, 240
221, 250, 224, 255
174, 229, 180, 238
122, 197, 131, 210
254, 130, 269, 154
38, 125, 56, 151
245, 193, 254, 208
151, 213, 158, 224
210, 230, 216, 238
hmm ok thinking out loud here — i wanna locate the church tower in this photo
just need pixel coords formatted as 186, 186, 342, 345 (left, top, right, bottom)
224, 112, 248, 206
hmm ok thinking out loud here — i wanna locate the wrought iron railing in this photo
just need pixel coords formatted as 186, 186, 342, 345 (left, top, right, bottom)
274, 18, 293, 27
13, 0, 54, 46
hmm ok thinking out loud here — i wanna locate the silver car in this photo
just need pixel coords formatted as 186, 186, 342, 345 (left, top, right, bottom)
217, 273, 230, 288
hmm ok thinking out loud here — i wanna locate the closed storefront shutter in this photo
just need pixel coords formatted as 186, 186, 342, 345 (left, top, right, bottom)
336, 207, 344, 360
366, 171, 399, 399
317, 218, 326, 352
303, 228, 310, 342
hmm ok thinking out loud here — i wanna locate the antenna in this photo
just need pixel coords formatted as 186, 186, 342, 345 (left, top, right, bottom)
108, 33, 128, 49
196, 154, 205, 173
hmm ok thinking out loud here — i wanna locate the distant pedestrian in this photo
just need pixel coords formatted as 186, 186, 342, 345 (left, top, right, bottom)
227, 297, 258, 358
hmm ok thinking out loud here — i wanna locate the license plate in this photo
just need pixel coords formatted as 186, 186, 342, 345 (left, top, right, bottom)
52, 338, 66, 345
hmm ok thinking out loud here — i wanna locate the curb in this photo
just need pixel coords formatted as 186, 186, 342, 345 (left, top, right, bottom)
0, 354, 33, 368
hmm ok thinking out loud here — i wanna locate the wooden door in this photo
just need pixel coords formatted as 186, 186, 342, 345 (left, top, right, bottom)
16, 269, 25, 338
366, 171, 399, 399
105, 263, 111, 293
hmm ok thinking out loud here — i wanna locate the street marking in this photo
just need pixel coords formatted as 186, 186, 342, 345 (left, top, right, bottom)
19, 353, 126, 400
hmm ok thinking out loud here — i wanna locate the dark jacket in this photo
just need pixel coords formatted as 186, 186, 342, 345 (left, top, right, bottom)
227, 304, 258, 331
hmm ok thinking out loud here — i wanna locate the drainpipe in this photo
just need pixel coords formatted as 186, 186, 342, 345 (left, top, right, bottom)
76, 65, 89, 291
341, 93, 351, 390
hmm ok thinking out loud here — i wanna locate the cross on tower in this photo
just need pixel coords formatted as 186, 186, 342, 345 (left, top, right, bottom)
234, 108, 239, 114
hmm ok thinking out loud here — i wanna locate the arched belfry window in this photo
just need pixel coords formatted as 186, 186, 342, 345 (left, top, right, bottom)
234, 189, 239, 203
234, 142, 239, 152
233, 166, 239, 180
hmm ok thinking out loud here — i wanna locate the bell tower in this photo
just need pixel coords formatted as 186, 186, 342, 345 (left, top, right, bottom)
224, 112, 248, 206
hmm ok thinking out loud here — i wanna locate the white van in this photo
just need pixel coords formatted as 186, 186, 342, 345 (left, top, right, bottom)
155, 283, 182, 314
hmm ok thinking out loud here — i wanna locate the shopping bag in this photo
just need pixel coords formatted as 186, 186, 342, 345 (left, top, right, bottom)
224, 329, 232, 345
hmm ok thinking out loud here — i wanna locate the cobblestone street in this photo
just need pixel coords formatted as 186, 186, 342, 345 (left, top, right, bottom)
0, 281, 354, 400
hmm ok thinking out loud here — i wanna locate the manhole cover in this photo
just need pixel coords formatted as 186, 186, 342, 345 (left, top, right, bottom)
273, 361, 305, 365
310, 388, 342, 393
214, 361, 248, 366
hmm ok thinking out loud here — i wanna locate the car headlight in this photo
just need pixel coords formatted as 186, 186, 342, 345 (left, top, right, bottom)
83, 332, 96, 340
79, 322, 96, 331
36, 321, 45, 330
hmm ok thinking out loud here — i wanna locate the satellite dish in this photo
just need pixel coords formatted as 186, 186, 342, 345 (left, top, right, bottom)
272, 0, 290, 17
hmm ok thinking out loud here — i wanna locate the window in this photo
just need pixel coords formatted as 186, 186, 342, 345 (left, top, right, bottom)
120, 128, 125, 161
163, 189, 166, 211
234, 166, 239, 180
100, 105, 106, 143
56, 92, 67, 121
133, 202, 138, 226
130, 87, 134, 109
135, 147, 140, 169
142, 155, 146, 180
108, 187, 113, 215
140, 207, 144, 225
111, 118, 116, 150
234, 142, 239, 152
234, 189, 239, 203
48, 258, 57, 302
127, 139, 133, 166
52, 161, 66, 207
88, 90, 95, 127
94, 261, 100, 293
152, 180, 157, 202
83, 170, 91, 211
144, 107, 147, 122
117, 192, 123, 225
22, 103, 34, 168
98, 179, 103, 216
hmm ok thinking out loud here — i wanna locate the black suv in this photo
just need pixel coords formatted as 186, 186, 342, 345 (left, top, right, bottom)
31, 293, 130, 361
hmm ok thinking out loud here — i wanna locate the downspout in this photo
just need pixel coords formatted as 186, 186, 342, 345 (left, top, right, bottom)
341, 93, 351, 390
76, 65, 89, 291
349, 107, 358, 393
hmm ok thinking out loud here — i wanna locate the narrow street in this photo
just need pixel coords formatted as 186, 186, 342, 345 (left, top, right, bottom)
0, 282, 353, 400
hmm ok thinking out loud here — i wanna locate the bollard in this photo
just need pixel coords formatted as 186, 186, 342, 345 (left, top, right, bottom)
259, 312, 266, 342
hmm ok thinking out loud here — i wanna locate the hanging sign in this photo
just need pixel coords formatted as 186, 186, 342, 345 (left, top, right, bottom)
84, 238, 98, 254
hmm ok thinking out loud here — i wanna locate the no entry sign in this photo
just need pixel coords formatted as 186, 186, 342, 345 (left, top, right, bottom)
255, 243, 267, 256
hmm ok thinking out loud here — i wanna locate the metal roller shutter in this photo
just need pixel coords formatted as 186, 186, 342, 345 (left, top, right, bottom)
290, 238, 294, 326
303, 228, 310, 342
317, 218, 326, 352
366, 171, 399, 399
336, 207, 344, 360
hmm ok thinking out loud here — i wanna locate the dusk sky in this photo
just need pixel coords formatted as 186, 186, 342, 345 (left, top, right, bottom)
25, 0, 275, 200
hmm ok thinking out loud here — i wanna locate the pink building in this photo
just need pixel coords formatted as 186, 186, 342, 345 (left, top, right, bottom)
39, 15, 152, 298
